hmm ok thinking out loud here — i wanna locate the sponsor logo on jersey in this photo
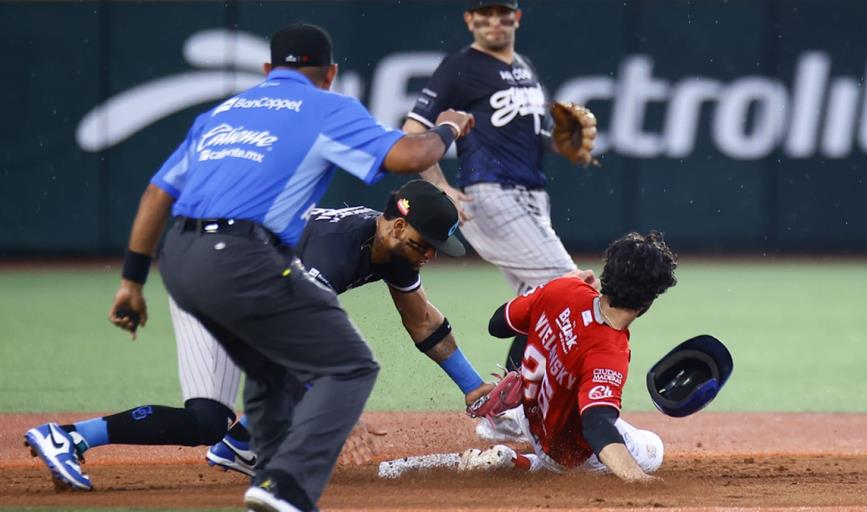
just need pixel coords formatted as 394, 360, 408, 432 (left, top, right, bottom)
195, 124, 277, 163
213, 96, 303, 116
556, 307, 578, 352
499, 67, 533, 82
592, 368, 623, 386
198, 148, 265, 163
198, 124, 279, 150
581, 309, 593, 326
588, 385, 614, 400
489, 85, 546, 133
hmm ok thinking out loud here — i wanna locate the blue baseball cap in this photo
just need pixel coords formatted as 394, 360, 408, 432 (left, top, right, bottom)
646, 335, 733, 418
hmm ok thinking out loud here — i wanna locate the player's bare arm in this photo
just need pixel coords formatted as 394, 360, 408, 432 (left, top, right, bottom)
108, 184, 175, 338
385, 110, 474, 173
401, 117, 474, 221
388, 285, 493, 405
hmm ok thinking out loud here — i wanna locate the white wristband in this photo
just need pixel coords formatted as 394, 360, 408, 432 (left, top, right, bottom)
436, 121, 462, 138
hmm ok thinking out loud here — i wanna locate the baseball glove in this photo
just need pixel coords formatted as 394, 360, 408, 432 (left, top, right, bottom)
550, 101, 600, 167
466, 370, 523, 422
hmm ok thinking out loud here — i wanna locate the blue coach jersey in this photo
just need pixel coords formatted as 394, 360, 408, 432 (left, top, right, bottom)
297, 207, 420, 295
409, 47, 548, 190
151, 69, 403, 245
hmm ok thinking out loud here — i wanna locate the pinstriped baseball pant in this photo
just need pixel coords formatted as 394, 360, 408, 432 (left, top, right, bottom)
460, 183, 577, 294
169, 295, 242, 410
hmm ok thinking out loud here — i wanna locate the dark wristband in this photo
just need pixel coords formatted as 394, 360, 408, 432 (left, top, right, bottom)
431, 124, 457, 151
415, 317, 452, 353
122, 249, 152, 285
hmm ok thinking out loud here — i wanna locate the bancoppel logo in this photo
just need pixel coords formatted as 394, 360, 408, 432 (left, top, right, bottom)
213, 97, 304, 116
592, 368, 623, 386
490, 85, 546, 133
213, 97, 239, 116
588, 385, 614, 400
197, 124, 278, 151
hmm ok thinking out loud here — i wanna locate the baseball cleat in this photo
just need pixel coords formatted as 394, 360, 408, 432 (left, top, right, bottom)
457, 444, 517, 471
244, 470, 306, 512
475, 406, 529, 443
24, 423, 93, 491
207, 434, 256, 477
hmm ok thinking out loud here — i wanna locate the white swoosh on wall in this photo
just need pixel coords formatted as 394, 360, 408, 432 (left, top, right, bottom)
76, 28, 270, 153
182, 29, 268, 71
75, 71, 263, 152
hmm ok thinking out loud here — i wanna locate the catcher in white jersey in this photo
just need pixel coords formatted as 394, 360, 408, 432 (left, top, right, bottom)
402, 0, 599, 374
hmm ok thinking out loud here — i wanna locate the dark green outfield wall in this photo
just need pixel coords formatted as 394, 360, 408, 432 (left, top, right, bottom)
1, 0, 865, 255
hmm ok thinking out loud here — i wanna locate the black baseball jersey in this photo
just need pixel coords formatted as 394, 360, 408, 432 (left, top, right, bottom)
296, 207, 421, 294
409, 46, 548, 190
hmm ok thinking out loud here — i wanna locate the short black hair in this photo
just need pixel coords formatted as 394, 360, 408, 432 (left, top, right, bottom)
600, 230, 677, 312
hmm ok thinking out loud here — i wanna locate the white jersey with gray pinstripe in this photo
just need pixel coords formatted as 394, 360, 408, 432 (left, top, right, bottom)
459, 183, 576, 295
168, 295, 241, 409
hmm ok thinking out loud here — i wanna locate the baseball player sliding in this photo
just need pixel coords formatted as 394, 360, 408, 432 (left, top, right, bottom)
402, 0, 599, 387
381, 231, 677, 482
23, 180, 493, 489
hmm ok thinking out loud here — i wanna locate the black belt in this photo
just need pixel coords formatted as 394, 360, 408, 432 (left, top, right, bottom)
177, 217, 280, 246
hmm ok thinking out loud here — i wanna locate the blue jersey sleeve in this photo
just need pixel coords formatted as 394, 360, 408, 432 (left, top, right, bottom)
319, 96, 404, 184
149, 114, 206, 197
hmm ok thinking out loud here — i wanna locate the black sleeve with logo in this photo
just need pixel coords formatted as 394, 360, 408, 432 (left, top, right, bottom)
407, 53, 465, 128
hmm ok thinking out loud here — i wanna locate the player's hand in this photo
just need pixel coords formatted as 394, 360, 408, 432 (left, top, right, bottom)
439, 182, 474, 223
464, 382, 496, 407
436, 109, 475, 137
562, 268, 600, 290
625, 472, 664, 484
108, 280, 148, 340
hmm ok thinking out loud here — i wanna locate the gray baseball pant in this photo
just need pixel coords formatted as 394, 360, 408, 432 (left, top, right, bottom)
159, 221, 378, 507
460, 183, 577, 293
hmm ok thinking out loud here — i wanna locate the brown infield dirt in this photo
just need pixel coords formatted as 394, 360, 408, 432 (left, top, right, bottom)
2, 411, 867, 511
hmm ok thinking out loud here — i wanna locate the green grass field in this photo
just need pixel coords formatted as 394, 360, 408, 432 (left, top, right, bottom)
1, 258, 866, 414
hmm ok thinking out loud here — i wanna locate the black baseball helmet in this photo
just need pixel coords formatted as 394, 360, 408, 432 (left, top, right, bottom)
646, 335, 733, 418
466, 0, 519, 11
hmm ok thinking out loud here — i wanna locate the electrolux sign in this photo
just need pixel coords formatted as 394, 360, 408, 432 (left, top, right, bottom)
75, 30, 866, 162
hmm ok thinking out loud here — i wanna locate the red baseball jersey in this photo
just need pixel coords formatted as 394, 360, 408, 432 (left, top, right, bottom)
505, 277, 631, 467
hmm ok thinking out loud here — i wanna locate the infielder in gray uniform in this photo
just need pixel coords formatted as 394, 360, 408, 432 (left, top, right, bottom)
402, 0, 597, 372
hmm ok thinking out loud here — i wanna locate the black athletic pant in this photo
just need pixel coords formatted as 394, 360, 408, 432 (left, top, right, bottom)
159, 220, 378, 509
